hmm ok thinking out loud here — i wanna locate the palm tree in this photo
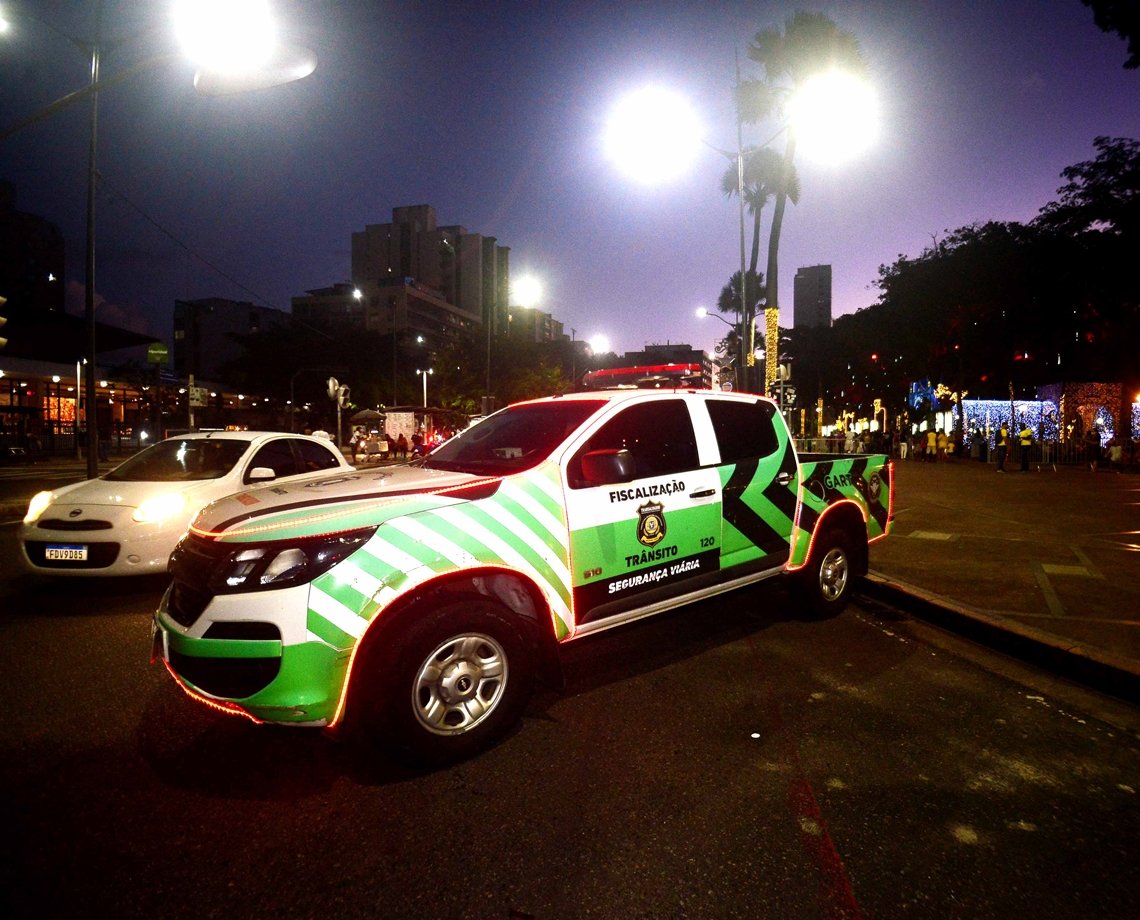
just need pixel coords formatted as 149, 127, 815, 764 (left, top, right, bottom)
740, 12, 867, 383
720, 145, 799, 282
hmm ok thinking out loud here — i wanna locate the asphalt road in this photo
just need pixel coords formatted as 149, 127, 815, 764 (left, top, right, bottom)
1, 480, 1138, 918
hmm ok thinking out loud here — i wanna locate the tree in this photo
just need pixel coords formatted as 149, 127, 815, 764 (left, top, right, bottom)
719, 146, 796, 387
719, 145, 799, 289
1036, 135, 1140, 438
1082, 0, 1140, 68
740, 12, 868, 388
1036, 136, 1140, 237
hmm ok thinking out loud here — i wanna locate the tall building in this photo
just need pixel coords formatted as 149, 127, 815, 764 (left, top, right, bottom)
293, 278, 478, 345
793, 264, 832, 329
349, 204, 511, 343
508, 308, 564, 343
0, 180, 65, 317
173, 298, 290, 382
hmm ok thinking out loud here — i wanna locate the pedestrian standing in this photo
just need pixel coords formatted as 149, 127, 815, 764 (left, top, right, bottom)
1084, 426, 1101, 473
1018, 419, 1033, 471
995, 424, 1009, 472
924, 429, 937, 462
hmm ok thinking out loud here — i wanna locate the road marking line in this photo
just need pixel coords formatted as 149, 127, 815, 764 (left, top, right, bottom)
1032, 563, 1066, 617
1041, 564, 1090, 577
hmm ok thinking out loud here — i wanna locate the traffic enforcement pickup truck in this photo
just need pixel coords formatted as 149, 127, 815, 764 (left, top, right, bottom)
153, 390, 892, 762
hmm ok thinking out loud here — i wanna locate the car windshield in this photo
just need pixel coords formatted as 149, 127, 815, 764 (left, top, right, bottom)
420, 400, 605, 475
104, 438, 250, 482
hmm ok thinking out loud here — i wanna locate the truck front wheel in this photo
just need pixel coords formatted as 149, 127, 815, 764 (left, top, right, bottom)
792, 530, 854, 618
373, 600, 536, 764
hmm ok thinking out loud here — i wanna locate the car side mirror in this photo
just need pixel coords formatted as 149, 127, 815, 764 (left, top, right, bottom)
248, 467, 277, 482
580, 449, 635, 485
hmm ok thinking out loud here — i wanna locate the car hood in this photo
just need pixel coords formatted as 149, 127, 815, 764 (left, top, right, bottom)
39, 475, 228, 510
190, 464, 487, 542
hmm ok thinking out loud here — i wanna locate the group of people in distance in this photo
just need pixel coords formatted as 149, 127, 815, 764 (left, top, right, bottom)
348, 426, 412, 463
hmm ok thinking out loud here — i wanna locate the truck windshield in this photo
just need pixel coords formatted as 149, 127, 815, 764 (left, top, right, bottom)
420, 400, 605, 476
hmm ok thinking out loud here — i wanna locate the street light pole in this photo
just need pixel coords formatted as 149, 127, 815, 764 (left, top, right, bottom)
416, 368, 432, 408
4, 3, 317, 477
82, 1, 102, 478
734, 52, 749, 393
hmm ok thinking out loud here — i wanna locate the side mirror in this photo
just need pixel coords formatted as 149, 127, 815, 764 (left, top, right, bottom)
248, 467, 277, 482
580, 449, 635, 485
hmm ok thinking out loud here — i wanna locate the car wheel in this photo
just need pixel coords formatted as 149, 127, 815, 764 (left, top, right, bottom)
793, 530, 854, 618
370, 599, 536, 764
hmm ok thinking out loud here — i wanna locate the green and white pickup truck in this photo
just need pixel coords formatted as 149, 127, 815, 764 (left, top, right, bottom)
153, 389, 892, 761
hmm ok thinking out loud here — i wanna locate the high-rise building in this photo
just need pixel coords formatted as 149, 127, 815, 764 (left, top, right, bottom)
793, 264, 832, 329
173, 298, 290, 382
349, 205, 511, 342
0, 181, 65, 317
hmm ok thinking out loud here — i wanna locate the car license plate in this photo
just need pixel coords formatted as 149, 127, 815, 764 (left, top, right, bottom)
45, 544, 88, 561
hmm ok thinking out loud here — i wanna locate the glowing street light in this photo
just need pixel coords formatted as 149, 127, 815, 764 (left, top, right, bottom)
788, 69, 878, 165
2, 0, 315, 477
606, 68, 877, 396
511, 275, 543, 309
695, 306, 735, 329
604, 86, 703, 184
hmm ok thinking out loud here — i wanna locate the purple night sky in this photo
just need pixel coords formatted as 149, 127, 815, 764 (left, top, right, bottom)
2, 1, 1137, 360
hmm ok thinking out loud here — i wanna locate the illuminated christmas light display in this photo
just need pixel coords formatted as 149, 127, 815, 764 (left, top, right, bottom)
904, 380, 1136, 447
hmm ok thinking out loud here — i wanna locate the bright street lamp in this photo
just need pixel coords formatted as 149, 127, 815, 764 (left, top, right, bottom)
604, 86, 703, 184
416, 368, 433, 408
511, 275, 543, 309
606, 68, 876, 398
788, 69, 878, 165
695, 306, 735, 329
606, 88, 749, 389
2, 1, 315, 478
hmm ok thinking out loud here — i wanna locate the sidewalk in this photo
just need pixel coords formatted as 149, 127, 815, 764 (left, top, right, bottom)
863, 457, 1140, 701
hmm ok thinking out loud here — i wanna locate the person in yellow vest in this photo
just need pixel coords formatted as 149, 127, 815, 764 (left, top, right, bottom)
936, 428, 948, 462
924, 428, 937, 462
1018, 419, 1033, 471
995, 424, 1009, 472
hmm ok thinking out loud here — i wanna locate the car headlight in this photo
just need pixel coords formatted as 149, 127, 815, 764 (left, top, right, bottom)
132, 493, 187, 524
191, 526, 377, 594
24, 491, 54, 525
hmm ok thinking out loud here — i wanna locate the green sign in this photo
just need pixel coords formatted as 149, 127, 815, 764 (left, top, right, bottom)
147, 342, 170, 364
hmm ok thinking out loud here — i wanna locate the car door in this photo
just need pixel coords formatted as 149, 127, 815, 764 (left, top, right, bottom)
703, 397, 799, 571
243, 438, 303, 484
564, 397, 722, 629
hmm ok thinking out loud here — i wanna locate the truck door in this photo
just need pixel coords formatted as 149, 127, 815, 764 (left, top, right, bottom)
703, 397, 799, 571
564, 398, 722, 628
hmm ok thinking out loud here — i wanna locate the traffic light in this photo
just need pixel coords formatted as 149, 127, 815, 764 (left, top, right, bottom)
0, 295, 7, 349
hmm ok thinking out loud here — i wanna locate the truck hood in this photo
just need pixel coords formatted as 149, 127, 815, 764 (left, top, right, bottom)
190, 464, 488, 542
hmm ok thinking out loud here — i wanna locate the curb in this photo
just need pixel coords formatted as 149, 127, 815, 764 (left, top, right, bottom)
857, 572, 1140, 704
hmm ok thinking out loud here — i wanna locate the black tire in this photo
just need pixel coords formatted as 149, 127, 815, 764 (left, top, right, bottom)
791, 529, 854, 618
366, 599, 536, 765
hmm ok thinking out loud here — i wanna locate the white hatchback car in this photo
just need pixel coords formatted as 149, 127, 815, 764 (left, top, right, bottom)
20, 431, 353, 576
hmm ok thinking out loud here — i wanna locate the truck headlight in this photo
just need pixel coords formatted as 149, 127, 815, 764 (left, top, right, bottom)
209, 527, 377, 593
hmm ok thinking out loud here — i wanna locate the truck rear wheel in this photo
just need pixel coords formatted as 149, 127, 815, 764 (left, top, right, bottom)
792, 530, 854, 618
370, 600, 536, 764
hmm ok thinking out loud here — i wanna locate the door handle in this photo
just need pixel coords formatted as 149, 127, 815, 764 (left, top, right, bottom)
690, 488, 716, 499
777, 472, 794, 485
